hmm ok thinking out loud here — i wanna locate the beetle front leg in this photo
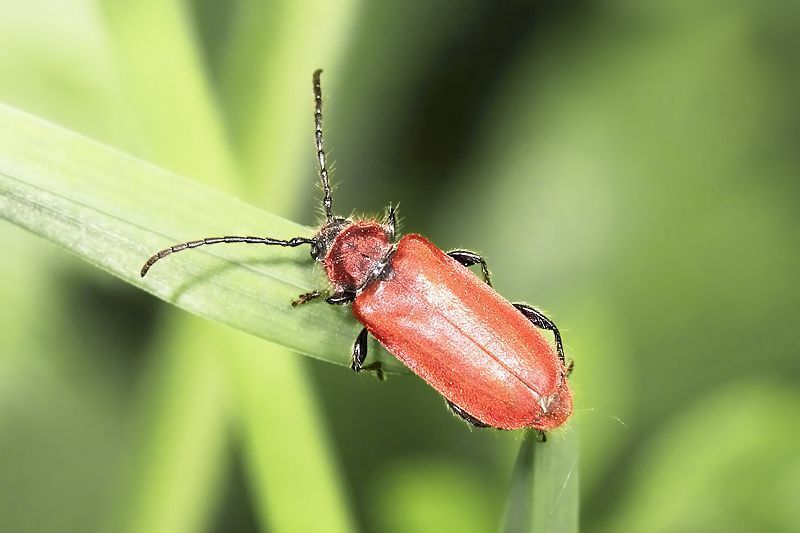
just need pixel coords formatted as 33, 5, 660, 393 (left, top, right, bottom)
292, 289, 357, 306
513, 303, 566, 367
351, 327, 385, 380
327, 290, 356, 305
292, 290, 323, 306
447, 249, 492, 286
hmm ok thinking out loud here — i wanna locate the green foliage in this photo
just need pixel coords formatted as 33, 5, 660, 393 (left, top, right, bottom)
0, 102, 376, 368
2, 1, 799, 532
502, 431, 579, 533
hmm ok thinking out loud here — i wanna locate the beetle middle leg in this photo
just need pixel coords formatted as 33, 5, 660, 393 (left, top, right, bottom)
446, 400, 490, 428
513, 303, 566, 366
447, 250, 492, 286
351, 327, 385, 380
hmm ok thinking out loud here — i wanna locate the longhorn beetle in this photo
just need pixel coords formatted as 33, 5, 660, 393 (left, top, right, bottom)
141, 70, 573, 433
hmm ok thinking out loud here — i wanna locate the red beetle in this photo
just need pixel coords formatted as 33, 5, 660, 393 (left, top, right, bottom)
141, 70, 573, 433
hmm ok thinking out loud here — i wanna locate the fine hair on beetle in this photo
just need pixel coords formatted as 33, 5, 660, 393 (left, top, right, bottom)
142, 70, 574, 434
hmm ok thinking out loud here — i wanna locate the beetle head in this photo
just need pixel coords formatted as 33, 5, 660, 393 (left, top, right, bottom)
311, 216, 351, 261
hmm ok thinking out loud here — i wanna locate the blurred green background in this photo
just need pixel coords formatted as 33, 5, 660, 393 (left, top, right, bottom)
1, 1, 799, 532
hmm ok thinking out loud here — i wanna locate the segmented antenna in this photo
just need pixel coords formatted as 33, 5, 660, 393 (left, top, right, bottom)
313, 69, 334, 220
139, 71, 333, 278
140, 236, 314, 277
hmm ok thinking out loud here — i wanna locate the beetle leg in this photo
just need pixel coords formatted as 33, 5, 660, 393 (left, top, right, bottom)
326, 290, 356, 305
446, 250, 492, 286
351, 328, 385, 380
291, 290, 322, 306
352, 328, 368, 369
513, 303, 566, 366
446, 400, 490, 428
293, 289, 357, 306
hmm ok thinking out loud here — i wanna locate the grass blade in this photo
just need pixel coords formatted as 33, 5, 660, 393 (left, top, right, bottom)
118, 317, 230, 533
228, 347, 358, 533
501, 429, 579, 533
0, 103, 403, 372
98, 0, 239, 187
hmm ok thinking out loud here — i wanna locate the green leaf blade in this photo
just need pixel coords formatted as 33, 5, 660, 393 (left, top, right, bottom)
0, 102, 403, 371
501, 429, 579, 533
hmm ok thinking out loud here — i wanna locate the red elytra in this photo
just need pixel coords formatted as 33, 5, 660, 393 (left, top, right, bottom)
141, 70, 573, 433
352, 234, 572, 430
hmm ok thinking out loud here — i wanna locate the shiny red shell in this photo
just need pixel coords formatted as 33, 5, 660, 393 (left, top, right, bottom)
346, 233, 573, 431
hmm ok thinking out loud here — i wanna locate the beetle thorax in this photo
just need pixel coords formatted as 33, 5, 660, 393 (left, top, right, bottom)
322, 221, 393, 293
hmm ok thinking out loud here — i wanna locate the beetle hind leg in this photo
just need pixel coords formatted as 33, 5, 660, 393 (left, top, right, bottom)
446, 400, 490, 428
447, 250, 492, 286
513, 303, 567, 367
351, 327, 385, 381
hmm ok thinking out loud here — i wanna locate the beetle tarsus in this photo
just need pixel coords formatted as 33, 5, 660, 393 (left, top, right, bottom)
447, 250, 492, 286
292, 290, 322, 306
446, 400, 490, 428
535, 429, 548, 443
360, 362, 385, 381
513, 303, 566, 367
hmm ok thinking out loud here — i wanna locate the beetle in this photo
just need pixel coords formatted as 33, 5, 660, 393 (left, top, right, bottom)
141, 70, 573, 433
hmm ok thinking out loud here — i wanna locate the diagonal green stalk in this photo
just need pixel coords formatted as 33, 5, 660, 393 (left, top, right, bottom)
118, 316, 231, 533
98, 0, 239, 186
221, 0, 361, 205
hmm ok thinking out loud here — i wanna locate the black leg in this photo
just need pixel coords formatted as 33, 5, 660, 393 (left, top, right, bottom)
446, 400, 490, 428
447, 249, 492, 286
536, 429, 547, 443
352, 328, 368, 370
513, 303, 566, 366
351, 328, 384, 380
326, 290, 356, 305
292, 289, 356, 306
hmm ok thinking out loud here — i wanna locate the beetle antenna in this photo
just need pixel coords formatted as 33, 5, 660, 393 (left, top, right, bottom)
140, 235, 315, 277
313, 69, 334, 221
